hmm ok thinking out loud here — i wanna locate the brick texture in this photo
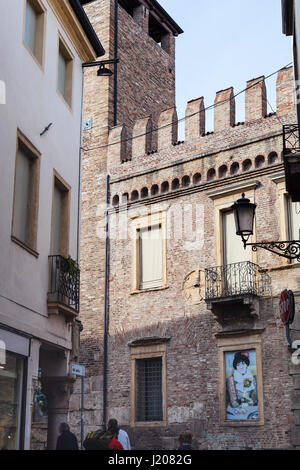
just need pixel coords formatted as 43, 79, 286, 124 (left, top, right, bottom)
75, 0, 300, 450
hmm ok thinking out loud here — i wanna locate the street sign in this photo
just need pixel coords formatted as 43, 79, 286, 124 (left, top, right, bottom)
71, 363, 85, 377
279, 289, 295, 325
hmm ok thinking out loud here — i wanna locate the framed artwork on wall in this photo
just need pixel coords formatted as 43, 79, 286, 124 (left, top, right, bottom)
217, 331, 264, 426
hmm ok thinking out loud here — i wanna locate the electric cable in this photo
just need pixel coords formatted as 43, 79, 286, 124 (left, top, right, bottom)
81, 62, 293, 153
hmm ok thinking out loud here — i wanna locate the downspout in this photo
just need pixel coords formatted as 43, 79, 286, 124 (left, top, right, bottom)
113, 0, 118, 126
102, 0, 118, 429
77, 68, 84, 264
102, 174, 110, 428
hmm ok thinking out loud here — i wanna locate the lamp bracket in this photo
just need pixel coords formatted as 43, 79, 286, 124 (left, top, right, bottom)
245, 240, 300, 261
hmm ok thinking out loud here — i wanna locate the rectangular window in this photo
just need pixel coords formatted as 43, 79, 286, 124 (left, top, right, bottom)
138, 224, 163, 290
12, 132, 40, 255
51, 173, 70, 256
136, 357, 163, 422
24, 0, 45, 66
130, 340, 167, 427
57, 37, 73, 107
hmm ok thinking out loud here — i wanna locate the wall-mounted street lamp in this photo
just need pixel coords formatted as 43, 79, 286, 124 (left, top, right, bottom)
232, 193, 300, 261
83, 58, 119, 76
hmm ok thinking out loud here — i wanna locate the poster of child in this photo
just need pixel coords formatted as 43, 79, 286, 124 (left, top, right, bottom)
225, 350, 258, 421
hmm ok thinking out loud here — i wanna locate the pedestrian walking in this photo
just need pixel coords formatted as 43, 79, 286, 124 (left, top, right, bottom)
56, 422, 79, 450
108, 419, 131, 450
107, 419, 124, 450
178, 430, 193, 450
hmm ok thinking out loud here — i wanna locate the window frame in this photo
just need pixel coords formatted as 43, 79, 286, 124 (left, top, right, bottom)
11, 130, 41, 257
130, 210, 167, 293
57, 33, 74, 110
50, 170, 71, 257
208, 182, 259, 266
23, 0, 46, 70
216, 330, 264, 427
130, 341, 168, 427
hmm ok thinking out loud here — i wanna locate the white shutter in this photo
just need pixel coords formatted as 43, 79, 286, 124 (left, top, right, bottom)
288, 199, 300, 263
140, 225, 163, 289
13, 146, 31, 243
51, 185, 62, 255
223, 210, 251, 265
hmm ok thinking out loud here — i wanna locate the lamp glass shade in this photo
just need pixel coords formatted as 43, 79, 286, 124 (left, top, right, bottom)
231, 194, 256, 237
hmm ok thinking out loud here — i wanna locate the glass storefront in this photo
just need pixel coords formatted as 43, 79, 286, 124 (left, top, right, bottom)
0, 351, 24, 450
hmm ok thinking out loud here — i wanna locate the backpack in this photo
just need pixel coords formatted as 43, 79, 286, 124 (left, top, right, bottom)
83, 430, 112, 450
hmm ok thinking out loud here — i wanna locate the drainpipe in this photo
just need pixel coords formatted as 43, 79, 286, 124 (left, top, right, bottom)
102, 174, 110, 429
77, 68, 84, 264
113, 0, 118, 126
102, 0, 118, 430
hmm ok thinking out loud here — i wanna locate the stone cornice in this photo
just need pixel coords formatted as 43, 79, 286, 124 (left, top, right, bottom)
48, 0, 97, 62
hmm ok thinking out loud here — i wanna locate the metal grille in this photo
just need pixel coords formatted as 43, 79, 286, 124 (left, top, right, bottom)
48, 255, 80, 312
283, 124, 300, 155
205, 261, 272, 300
136, 357, 163, 422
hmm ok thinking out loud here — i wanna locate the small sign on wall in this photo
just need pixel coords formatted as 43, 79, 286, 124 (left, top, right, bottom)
83, 118, 93, 131
71, 363, 85, 377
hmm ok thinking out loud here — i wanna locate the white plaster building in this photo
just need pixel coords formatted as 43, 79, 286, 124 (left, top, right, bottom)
0, 0, 104, 449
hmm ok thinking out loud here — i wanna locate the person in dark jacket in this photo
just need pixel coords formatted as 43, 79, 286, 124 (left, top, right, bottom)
56, 422, 79, 450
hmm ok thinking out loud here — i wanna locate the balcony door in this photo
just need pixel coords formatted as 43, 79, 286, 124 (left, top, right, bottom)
222, 210, 252, 295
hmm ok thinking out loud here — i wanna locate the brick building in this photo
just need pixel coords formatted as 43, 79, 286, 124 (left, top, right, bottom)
73, 0, 300, 449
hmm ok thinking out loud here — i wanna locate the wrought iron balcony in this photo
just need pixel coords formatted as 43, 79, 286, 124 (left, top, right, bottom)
205, 261, 271, 302
47, 255, 80, 320
282, 124, 300, 202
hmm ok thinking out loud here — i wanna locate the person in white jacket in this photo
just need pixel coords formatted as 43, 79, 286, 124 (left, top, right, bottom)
108, 419, 131, 450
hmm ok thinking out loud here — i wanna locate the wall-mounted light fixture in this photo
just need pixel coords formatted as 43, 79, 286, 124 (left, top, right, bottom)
83, 58, 119, 76
232, 193, 300, 261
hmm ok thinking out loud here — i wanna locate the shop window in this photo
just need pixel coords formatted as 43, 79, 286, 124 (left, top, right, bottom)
0, 352, 25, 449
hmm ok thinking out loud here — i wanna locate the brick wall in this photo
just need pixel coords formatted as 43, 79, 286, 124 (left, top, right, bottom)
76, 0, 300, 450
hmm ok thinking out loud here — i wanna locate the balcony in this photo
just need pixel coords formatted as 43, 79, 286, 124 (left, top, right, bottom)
283, 124, 300, 202
47, 255, 80, 322
205, 261, 271, 320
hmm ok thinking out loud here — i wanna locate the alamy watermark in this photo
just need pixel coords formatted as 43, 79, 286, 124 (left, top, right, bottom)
0, 340, 6, 368
96, 202, 205, 252
0, 80, 6, 104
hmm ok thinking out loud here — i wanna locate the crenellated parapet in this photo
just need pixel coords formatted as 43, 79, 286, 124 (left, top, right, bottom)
107, 66, 295, 171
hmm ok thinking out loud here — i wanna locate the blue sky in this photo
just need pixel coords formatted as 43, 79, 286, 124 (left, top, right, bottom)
159, 0, 293, 137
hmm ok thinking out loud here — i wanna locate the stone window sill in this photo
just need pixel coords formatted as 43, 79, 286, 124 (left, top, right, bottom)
131, 286, 169, 295
11, 235, 39, 258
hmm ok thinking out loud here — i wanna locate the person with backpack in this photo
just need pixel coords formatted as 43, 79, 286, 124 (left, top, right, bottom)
83, 420, 123, 450
108, 419, 131, 450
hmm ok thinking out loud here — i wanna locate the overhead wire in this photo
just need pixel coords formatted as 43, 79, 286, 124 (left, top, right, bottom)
81, 62, 293, 153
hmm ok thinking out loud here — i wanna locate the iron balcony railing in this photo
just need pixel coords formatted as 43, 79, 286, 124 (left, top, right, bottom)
48, 255, 80, 313
283, 124, 300, 155
205, 261, 271, 301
